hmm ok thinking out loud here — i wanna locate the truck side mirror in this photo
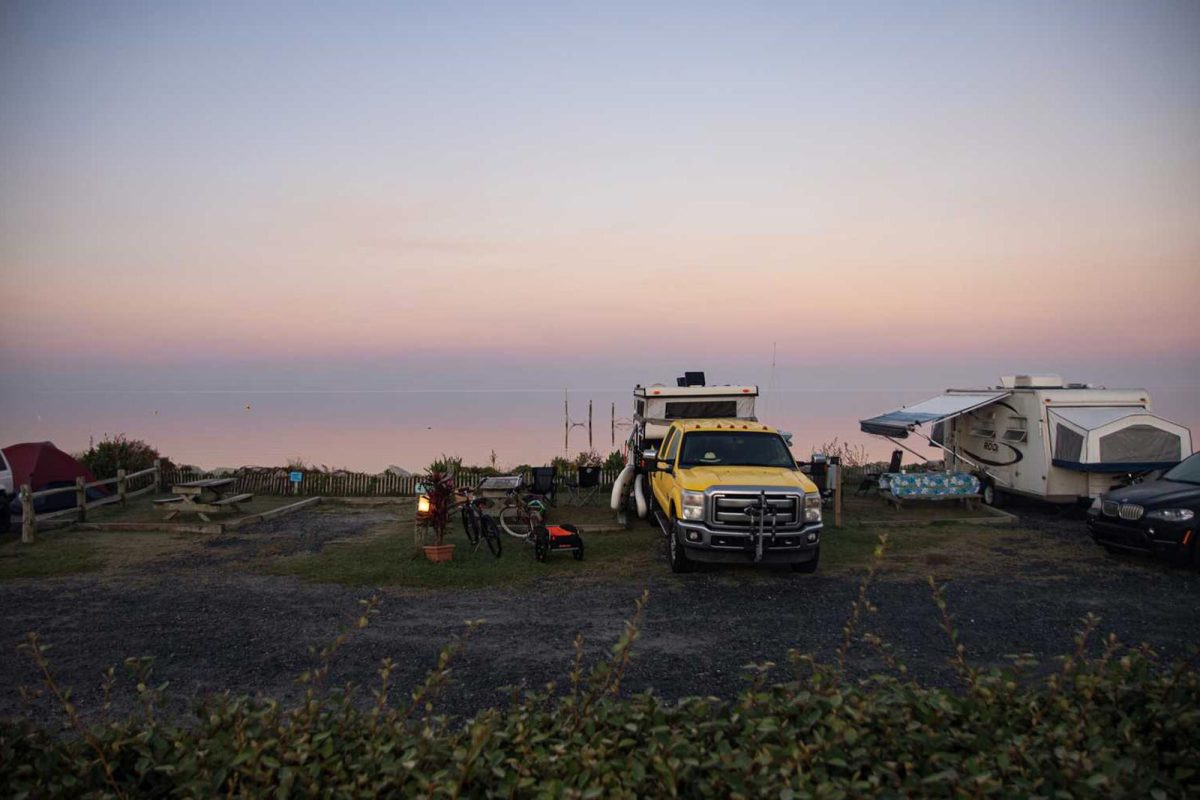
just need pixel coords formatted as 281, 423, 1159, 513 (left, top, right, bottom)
641, 449, 658, 466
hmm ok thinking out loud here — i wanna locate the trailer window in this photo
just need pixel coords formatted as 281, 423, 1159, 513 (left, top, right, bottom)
664, 401, 738, 420
1054, 425, 1084, 462
1098, 425, 1181, 463
1003, 417, 1027, 443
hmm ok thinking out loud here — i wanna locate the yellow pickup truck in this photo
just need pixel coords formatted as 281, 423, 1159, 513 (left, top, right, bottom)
645, 419, 823, 573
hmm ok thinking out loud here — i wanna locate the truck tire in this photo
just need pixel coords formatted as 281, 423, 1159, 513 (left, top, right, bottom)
666, 516, 694, 574
790, 545, 820, 574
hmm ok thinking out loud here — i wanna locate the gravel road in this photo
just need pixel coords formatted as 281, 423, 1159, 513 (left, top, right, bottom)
2, 506, 1197, 724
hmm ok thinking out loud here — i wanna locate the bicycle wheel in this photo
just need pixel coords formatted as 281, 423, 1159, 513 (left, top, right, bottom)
480, 516, 502, 557
498, 505, 533, 539
461, 506, 480, 545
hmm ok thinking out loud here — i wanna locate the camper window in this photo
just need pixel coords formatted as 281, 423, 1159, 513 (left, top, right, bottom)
1003, 417, 1028, 443
1055, 425, 1084, 462
970, 426, 995, 439
636, 400, 645, 417
1099, 425, 1181, 463
930, 421, 946, 448
664, 400, 738, 420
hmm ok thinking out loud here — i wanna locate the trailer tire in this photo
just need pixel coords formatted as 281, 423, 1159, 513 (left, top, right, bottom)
981, 482, 1005, 508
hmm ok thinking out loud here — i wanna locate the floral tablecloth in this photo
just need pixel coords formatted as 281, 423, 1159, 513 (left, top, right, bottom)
881, 472, 980, 499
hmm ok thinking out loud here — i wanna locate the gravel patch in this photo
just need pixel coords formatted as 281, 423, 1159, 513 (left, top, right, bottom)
2, 506, 1196, 725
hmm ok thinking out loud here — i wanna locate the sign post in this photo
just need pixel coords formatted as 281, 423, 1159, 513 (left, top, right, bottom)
289, 471, 303, 496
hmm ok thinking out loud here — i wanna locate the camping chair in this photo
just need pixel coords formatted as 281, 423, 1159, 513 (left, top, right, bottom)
564, 466, 602, 506
528, 466, 557, 506
857, 450, 903, 495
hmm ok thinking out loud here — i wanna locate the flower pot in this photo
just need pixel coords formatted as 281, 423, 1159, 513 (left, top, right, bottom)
422, 543, 455, 563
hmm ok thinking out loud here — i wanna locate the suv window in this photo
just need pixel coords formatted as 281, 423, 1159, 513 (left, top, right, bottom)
678, 431, 795, 469
1163, 453, 1200, 484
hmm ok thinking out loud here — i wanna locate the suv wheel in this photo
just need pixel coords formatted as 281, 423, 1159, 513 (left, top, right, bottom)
666, 517, 694, 574
790, 545, 820, 574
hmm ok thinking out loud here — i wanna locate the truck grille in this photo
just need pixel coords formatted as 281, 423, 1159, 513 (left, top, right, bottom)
710, 493, 800, 528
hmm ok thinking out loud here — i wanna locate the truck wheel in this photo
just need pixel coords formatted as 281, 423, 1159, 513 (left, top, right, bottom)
666, 518, 694, 574
790, 545, 820, 574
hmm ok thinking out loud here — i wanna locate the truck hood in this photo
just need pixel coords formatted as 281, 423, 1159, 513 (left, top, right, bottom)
678, 466, 817, 493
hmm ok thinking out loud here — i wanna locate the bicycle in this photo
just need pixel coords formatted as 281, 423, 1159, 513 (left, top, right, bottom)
498, 490, 549, 540
457, 488, 502, 557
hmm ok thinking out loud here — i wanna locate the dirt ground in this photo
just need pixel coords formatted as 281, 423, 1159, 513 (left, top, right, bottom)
2, 501, 1198, 725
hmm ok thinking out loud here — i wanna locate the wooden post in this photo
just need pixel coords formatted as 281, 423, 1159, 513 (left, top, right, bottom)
20, 485, 35, 543
76, 476, 87, 522
831, 456, 843, 529
117, 468, 127, 506
153, 459, 162, 493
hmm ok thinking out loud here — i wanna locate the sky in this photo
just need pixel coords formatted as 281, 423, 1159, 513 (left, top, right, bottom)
2, 0, 1199, 403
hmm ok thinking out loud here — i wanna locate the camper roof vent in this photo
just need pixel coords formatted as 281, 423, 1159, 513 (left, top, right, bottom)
676, 371, 705, 387
1013, 374, 1063, 388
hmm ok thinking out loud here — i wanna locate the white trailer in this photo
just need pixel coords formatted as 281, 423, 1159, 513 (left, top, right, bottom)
859, 375, 1193, 505
611, 377, 760, 518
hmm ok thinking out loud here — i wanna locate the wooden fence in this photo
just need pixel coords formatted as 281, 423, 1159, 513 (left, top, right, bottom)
19, 463, 161, 543
159, 466, 629, 498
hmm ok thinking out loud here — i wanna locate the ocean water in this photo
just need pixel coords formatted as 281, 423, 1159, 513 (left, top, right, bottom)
1, 387, 1197, 473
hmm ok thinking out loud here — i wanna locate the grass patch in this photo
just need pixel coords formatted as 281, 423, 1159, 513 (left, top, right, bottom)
0, 531, 104, 581
263, 522, 658, 589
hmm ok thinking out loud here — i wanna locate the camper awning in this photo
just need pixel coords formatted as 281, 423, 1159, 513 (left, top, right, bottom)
859, 392, 1010, 438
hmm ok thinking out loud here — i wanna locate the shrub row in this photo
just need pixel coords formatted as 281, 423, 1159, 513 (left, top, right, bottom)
2, 587, 1197, 797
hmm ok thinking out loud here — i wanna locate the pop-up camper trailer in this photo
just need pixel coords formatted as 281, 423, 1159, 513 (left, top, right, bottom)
859, 375, 1193, 505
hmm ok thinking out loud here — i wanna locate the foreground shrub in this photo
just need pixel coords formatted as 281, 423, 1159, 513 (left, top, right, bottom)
2, 566, 1197, 797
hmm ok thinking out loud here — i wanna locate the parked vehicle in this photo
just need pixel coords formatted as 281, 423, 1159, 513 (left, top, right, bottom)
1087, 452, 1200, 567
860, 375, 1192, 506
0, 448, 12, 533
644, 419, 822, 574
610, 373, 763, 523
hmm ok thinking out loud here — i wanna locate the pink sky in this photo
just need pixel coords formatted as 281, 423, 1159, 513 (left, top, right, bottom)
1, 2, 1198, 395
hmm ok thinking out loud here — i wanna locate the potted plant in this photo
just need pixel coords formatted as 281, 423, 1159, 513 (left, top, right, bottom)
416, 465, 457, 563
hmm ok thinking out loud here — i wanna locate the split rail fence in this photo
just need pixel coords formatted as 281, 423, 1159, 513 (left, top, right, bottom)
19, 463, 161, 543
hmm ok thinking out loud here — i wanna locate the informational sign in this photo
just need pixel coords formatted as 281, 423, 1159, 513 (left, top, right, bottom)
289, 471, 303, 483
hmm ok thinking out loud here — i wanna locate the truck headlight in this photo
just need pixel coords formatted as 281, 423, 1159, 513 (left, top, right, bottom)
804, 494, 822, 523
681, 490, 704, 521
1145, 508, 1194, 523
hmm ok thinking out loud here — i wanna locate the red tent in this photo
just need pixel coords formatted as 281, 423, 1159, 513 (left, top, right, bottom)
2, 442, 97, 492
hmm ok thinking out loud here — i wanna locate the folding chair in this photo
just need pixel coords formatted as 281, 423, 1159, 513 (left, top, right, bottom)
857, 450, 903, 495
528, 466, 557, 506
564, 466, 602, 506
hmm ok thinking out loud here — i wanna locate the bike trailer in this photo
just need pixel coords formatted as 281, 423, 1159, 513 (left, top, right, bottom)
533, 523, 584, 562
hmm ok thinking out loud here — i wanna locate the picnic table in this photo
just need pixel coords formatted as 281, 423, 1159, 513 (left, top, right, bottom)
154, 478, 254, 522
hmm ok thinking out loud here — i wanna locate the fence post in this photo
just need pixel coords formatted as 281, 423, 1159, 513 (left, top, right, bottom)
20, 484, 35, 543
830, 456, 843, 529
117, 468, 127, 506
153, 459, 162, 493
76, 476, 87, 522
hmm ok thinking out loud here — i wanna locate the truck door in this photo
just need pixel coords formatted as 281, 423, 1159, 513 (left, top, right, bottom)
652, 427, 681, 512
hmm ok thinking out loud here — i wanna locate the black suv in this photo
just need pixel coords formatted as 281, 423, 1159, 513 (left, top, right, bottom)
1088, 452, 1200, 567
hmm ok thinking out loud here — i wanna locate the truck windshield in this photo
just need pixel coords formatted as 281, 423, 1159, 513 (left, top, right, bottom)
1163, 453, 1200, 485
678, 432, 795, 469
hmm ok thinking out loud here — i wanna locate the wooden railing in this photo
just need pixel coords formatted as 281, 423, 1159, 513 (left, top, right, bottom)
19, 462, 161, 543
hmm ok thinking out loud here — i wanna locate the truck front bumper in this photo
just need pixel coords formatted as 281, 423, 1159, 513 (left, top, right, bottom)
674, 519, 822, 564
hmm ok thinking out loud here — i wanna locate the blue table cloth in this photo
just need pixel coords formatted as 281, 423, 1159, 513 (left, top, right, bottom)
881, 472, 980, 499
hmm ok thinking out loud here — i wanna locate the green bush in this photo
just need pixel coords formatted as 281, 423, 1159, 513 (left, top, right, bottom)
77, 435, 171, 480
3, 556, 1197, 798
